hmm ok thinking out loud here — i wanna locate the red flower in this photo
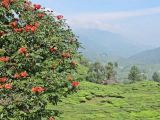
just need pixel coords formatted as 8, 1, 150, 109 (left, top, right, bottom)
10, 0, 15, 2
42, 14, 45, 17
49, 118, 54, 120
31, 26, 36, 32
37, 87, 45, 92
13, 21, 17, 26
32, 87, 36, 92
5, 83, 12, 89
35, 23, 39, 27
33, 4, 41, 9
1, 32, 5, 36
18, 28, 23, 32
49, 47, 53, 52
14, 73, 19, 78
32, 87, 45, 92
14, 28, 23, 32
9, 21, 17, 26
29, 24, 33, 27
67, 76, 73, 81
37, 14, 41, 17
9, 23, 12, 26
2, 1, 9, 8
1, 78, 7, 82
0, 57, 5, 62
62, 53, 65, 57
58, 61, 61, 64
24, 26, 31, 32
5, 57, 9, 62
14, 28, 18, 32
71, 61, 76, 65
57, 15, 63, 19
18, 47, 26, 53
21, 72, 28, 77
72, 81, 79, 86
51, 65, 55, 69
70, 38, 74, 41
66, 53, 70, 58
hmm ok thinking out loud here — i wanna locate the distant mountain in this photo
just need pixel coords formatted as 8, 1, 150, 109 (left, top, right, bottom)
128, 47, 160, 64
73, 28, 154, 57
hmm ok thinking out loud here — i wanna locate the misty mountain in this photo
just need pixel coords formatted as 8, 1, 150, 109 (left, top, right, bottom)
128, 47, 160, 64
73, 28, 153, 57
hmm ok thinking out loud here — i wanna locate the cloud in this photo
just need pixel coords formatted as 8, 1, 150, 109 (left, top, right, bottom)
65, 7, 160, 21
64, 7, 160, 32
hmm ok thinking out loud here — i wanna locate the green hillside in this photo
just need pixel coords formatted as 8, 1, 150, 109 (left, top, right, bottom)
81, 47, 160, 82
48, 81, 160, 120
128, 47, 160, 64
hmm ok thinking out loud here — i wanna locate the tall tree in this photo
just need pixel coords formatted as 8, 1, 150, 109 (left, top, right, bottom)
152, 72, 160, 82
114, 62, 118, 68
104, 62, 117, 80
87, 61, 105, 83
128, 65, 142, 83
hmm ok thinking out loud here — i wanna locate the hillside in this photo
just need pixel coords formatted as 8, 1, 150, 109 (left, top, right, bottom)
49, 81, 160, 120
128, 47, 160, 64
74, 28, 153, 57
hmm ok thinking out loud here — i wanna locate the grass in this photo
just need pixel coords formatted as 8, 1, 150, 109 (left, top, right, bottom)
48, 81, 160, 120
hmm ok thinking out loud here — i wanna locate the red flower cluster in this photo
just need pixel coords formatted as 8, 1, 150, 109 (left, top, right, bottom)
18, 47, 26, 53
20, 72, 28, 77
37, 14, 45, 17
0, 57, 9, 62
24, 24, 39, 32
5, 83, 12, 89
24, 1, 32, 6
50, 47, 57, 52
2, 0, 9, 8
9, 21, 17, 27
14, 73, 19, 78
51, 65, 55, 69
0, 32, 5, 36
62, 53, 70, 58
71, 61, 76, 65
32, 87, 45, 92
70, 38, 74, 41
72, 81, 79, 86
14, 28, 23, 32
67, 76, 73, 81
0, 78, 7, 82
0, 83, 12, 89
49, 118, 54, 120
33, 4, 41, 9
57, 15, 63, 19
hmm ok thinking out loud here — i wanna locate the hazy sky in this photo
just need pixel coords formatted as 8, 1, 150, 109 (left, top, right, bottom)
30, 0, 160, 47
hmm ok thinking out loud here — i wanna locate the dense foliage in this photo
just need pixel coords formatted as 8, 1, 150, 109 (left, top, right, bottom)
0, 0, 81, 119
86, 61, 117, 84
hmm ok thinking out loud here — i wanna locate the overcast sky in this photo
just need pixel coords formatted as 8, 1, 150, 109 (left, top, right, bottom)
30, 0, 160, 47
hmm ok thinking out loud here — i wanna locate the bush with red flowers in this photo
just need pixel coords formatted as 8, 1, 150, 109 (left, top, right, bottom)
0, 0, 81, 119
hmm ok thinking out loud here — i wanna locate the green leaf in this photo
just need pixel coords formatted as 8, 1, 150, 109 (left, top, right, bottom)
0, 49, 5, 55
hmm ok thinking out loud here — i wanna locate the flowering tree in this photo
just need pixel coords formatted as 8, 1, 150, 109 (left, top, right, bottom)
0, 0, 81, 119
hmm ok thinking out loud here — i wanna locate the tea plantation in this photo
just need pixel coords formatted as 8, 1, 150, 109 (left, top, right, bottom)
49, 81, 160, 120
1, 81, 160, 120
